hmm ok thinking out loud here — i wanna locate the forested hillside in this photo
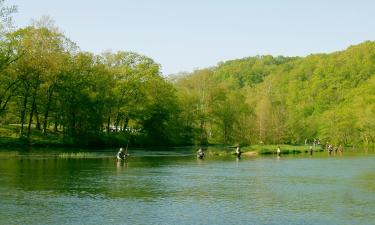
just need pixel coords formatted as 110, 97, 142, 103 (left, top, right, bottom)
0, 0, 374, 147
175, 42, 375, 146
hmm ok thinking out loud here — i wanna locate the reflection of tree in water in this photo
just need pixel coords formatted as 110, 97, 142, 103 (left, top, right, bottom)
1, 158, 112, 193
0, 156, 195, 200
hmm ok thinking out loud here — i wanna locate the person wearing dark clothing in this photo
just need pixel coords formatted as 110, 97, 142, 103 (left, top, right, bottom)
197, 148, 205, 159
117, 148, 128, 161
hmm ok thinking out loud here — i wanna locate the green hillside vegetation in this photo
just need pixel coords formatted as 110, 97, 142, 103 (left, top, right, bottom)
175, 42, 375, 146
0, 2, 374, 148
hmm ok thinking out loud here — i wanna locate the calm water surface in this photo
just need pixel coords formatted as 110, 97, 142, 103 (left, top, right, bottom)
0, 148, 374, 225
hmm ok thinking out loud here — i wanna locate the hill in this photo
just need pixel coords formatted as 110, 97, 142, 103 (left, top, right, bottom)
174, 41, 375, 146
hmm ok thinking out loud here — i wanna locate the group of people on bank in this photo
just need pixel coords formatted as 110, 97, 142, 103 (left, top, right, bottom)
325, 143, 344, 155
305, 138, 345, 155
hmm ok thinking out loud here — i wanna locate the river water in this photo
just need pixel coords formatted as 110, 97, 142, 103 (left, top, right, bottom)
0, 148, 374, 225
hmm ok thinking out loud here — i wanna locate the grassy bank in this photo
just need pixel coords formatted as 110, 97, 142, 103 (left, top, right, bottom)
0, 125, 361, 153
202, 144, 324, 157
0, 124, 131, 149
243, 144, 324, 155
0, 124, 65, 148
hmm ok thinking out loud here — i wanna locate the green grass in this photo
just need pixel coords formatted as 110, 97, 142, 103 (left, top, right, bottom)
242, 144, 323, 155
0, 151, 19, 158
191, 144, 324, 157
0, 124, 65, 148
0, 125, 20, 138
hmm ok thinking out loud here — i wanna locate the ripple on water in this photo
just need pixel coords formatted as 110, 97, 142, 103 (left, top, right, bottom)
0, 152, 375, 225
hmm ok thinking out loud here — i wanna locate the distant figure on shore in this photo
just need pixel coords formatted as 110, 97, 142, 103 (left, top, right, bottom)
117, 147, 128, 161
277, 146, 281, 156
197, 148, 205, 159
235, 146, 242, 158
328, 144, 333, 155
309, 146, 313, 156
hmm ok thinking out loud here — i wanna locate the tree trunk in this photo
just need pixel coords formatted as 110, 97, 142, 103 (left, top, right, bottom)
107, 116, 111, 134
43, 108, 49, 134
26, 74, 40, 138
0, 94, 13, 115
70, 111, 76, 137
123, 116, 129, 132
119, 119, 123, 132
27, 97, 36, 138
0, 80, 19, 114
225, 126, 228, 144
43, 91, 53, 134
114, 102, 124, 132
35, 104, 41, 130
114, 112, 121, 132
20, 90, 29, 136
200, 119, 207, 144
54, 113, 58, 132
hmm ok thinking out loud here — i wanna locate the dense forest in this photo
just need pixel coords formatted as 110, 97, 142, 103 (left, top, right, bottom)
175, 43, 375, 147
0, 1, 374, 147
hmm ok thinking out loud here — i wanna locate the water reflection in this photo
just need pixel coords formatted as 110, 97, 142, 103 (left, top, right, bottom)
0, 149, 375, 225
116, 160, 128, 175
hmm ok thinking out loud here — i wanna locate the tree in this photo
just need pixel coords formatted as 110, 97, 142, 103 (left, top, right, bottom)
8, 26, 73, 137
0, 0, 17, 116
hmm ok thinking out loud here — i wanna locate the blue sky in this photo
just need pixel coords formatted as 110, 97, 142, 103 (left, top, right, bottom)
8, 0, 375, 75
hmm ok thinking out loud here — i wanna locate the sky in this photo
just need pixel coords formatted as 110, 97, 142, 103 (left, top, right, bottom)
7, 0, 375, 75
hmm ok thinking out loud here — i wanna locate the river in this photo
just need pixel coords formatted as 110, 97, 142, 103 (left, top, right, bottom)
0, 148, 374, 225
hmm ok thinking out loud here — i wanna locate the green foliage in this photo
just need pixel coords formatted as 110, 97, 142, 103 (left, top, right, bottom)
174, 42, 375, 146
0, 3, 374, 148
0, 20, 182, 147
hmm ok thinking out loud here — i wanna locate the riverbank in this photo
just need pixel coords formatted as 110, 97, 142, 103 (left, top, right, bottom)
204, 144, 324, 157
245, 144, 324, 154
0, 124, 134, 149
0, 125, 367, 154
0, 125, 68, 148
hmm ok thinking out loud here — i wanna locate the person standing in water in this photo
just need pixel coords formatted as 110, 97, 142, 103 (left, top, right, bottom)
197, 148, 205, 159
117, 147, 128, 161
277, 146, 281, 156
235, 146, 242, 158
328, 144, 333, 155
